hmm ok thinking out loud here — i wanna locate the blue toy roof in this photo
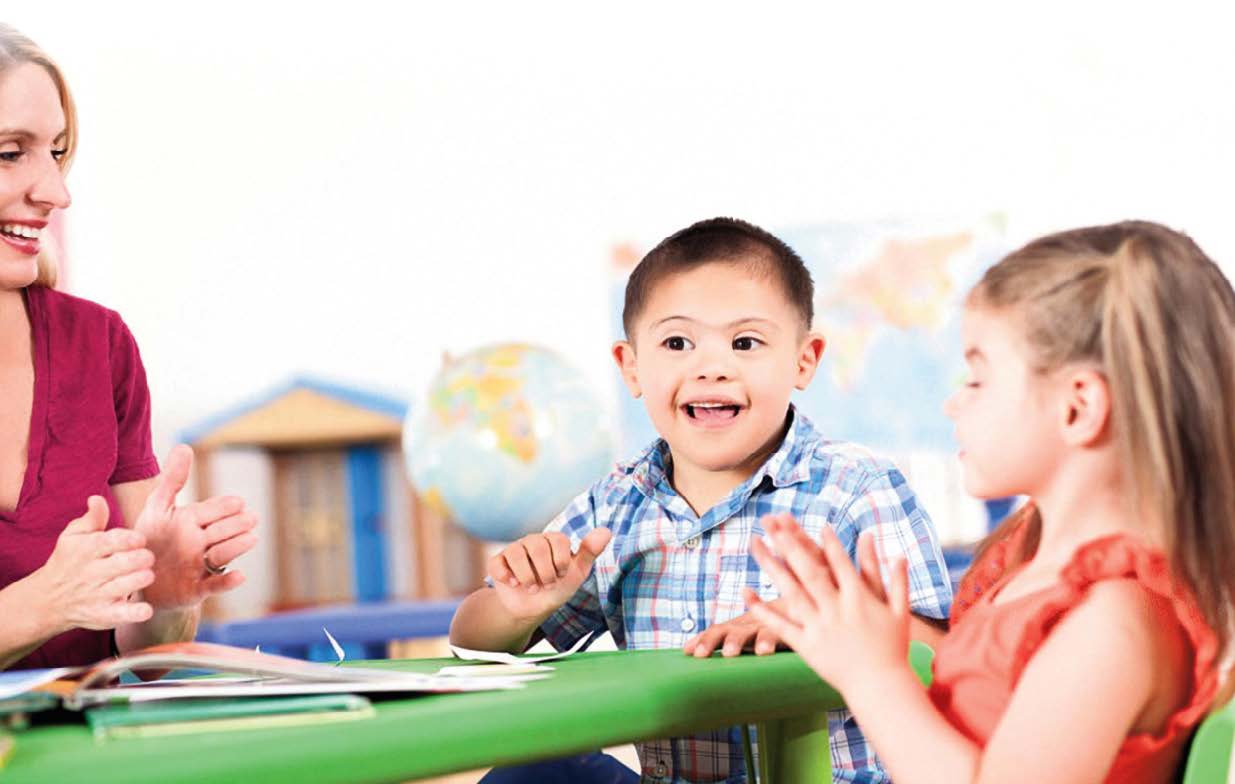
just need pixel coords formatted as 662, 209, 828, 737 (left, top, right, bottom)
178, 375, 409, 445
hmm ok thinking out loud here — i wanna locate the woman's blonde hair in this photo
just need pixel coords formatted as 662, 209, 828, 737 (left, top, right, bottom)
0, 23, 77, 288
970, 221, 1235, 659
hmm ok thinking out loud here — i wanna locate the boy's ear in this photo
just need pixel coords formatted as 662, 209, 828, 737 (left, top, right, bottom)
794, 332, 827, 390
612, 340, 642, 398
1059, 368, 1110, 447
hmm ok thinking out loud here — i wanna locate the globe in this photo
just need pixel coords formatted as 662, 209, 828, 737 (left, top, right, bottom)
403, 343, 615, 542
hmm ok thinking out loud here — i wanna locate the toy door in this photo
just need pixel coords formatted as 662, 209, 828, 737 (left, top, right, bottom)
272, 449, 354, 608
345, 446, 389, 602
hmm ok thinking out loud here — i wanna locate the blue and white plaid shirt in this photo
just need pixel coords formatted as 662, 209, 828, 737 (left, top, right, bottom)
539, 407, 953, 784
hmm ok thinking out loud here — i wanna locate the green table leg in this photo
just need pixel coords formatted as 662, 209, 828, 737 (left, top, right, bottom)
751, 643, 933, 783
741, 725, 758, 782
756, 711, 831, 783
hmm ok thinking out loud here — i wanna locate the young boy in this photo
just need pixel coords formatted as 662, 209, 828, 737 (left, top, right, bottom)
450, 217, 953, 783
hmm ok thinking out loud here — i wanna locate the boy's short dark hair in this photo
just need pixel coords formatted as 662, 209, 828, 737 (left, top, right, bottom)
622, 217, 815, 338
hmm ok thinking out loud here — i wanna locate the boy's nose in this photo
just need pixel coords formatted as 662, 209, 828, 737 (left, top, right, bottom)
692, 342, 736, 382
696, 368, 731, 382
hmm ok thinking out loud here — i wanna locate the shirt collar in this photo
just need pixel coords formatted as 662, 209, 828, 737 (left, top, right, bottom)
619, 404, 819, 502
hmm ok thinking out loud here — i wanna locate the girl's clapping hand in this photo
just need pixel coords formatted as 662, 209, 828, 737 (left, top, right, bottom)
744, 513, 911, 691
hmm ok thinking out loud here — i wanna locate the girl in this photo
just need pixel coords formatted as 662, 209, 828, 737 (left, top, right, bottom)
0, 24, 258, 669
747, 221, 1233, 783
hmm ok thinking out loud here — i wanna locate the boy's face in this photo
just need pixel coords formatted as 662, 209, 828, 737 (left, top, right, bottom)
613, 260, 825, 479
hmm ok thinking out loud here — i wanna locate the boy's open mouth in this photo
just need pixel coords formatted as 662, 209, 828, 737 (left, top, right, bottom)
682, 401, 743, 422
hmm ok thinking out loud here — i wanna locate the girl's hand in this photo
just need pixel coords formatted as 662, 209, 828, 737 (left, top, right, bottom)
487, 528, 612, 622
36, 496, 156, 632
135, 445, 258, 611
744, 513, 910, 691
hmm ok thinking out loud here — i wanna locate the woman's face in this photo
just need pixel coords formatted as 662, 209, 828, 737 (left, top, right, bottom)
0, 61, 71, 290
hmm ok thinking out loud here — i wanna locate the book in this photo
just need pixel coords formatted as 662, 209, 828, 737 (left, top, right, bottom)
84, 693, 375, 740
11, 641, 543, 710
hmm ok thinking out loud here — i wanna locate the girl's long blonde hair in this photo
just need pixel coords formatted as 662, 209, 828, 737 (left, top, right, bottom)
970, 221, 1235, 661
0, 23, 77, 288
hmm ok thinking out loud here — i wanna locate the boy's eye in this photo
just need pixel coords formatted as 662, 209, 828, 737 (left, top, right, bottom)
662, 336, 694, 351
0, 151, 21, 163
732, 336, 761, 351
51, 149, 67, 161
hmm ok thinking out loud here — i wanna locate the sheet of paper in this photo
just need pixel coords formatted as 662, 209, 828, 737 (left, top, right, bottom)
449, 630, 595, 665
67, 671, 549, 709
0, 667, 78, 701
322, 627, 345, 664
109, 677, 267, 689
436, 663, 552, 677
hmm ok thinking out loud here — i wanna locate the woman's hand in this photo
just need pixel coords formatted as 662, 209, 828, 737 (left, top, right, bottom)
35, 495, 156, 632
744, 513, 910, 691
134, 445, 258, 611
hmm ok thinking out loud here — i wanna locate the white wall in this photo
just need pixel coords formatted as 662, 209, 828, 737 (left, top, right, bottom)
11, 1, 1235, 459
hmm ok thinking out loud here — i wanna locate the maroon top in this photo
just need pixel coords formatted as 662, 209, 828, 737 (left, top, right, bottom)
2, 285, 159, 669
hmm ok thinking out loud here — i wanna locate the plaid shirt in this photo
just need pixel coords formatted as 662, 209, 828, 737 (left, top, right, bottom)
540, 407, 953, 784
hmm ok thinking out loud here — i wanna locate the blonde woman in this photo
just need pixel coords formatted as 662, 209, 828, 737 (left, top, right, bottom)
0, 24, 257, 670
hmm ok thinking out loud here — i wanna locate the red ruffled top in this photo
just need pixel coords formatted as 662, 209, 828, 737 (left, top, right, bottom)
949, 516, 1035, 626
930, 534, 1219, 783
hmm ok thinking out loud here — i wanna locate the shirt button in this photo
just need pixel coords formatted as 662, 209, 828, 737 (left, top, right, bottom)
680, 616, 695, 633
684, 536, 700, 549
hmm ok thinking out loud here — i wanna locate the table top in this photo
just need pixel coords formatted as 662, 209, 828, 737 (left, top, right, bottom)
2, 649, 848, 784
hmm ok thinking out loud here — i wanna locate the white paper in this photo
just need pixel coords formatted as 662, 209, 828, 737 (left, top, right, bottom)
322, 626, 346, 664
0, 667, 77, 701
66, 671, 549, 709
436, 662, 553, 677
449, 632, 593, 665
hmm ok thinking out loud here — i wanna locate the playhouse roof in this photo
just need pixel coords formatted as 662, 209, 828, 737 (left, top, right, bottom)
180, 377, 409, 450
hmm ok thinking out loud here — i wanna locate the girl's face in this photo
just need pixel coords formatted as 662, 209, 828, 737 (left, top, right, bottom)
0, 61, 71, 290
944, 306, 1065, 500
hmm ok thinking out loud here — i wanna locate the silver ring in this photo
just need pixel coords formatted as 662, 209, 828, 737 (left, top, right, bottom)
203, 554, 229, 576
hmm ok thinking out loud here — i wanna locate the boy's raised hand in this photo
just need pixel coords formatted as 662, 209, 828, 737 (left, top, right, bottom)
487, 527, 613, 621
744, 513, 910, 691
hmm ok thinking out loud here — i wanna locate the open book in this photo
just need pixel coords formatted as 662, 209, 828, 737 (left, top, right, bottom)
20, 641, 543, 710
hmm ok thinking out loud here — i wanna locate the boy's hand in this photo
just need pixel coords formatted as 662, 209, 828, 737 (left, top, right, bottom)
487, 528, 612, 622
683, 605, 788, 657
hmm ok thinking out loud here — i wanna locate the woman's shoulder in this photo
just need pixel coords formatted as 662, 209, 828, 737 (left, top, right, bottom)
30, 284, 119, 319
28, 285, 132, 343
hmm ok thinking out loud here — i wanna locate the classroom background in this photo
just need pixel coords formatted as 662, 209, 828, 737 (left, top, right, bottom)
9, 3, 1233, 627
